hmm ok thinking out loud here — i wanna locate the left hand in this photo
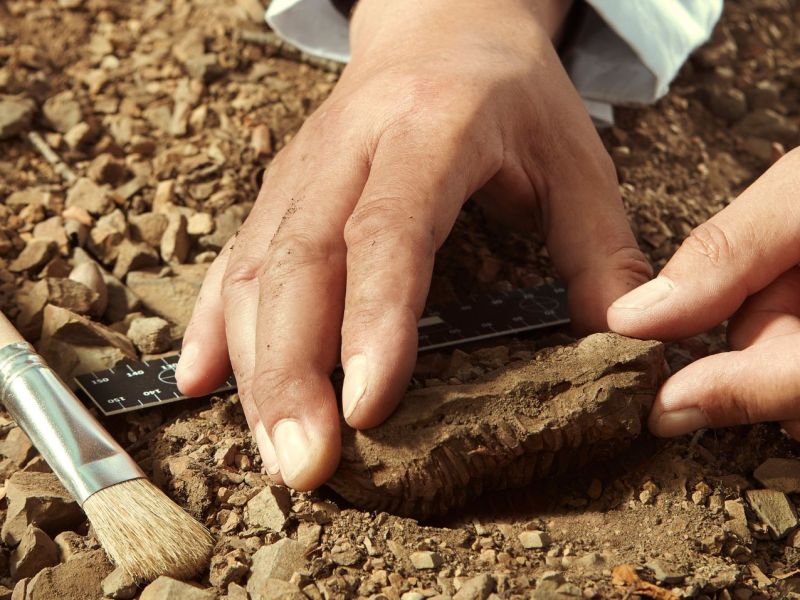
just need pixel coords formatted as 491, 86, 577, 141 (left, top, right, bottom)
608, 149, 800, 440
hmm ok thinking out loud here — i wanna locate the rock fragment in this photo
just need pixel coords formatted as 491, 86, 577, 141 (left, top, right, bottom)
66, 178, 113, 216
709, 87, 748, 121
187, 212, 214, 236
248, 579, 305, 600
246, 486, 292, 531
53, 531, 87, 562
129, 212, 168, 248
734, 108, 799, 143
32, 217, 70, 255
745, 489, 798, 539
113, 239, 160, 279
24, 551, 112, 600
140, 577, 215, 600
0, 95, 35, 139
1, 472, 83, 546
87, 153, 128, 185
453, 574, 495, 600
753, 458, 800, 493
248, 538, 306, 588
9, 239, 57, 273
101, 567, 138, 599
68, 261, 108, 316
127, 316, 171, 354
126, 264, 208, 334
208, 550, 249, 589
409, 551, 443, 570
328, 334, 666, 518
0, 428, 36, 468
42, 91, 82, 133
161, 213, 190, 263
519, 531, 550, 549
10, 526, 59, 581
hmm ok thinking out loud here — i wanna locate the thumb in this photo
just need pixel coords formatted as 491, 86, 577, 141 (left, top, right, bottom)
648, 334, 800, 436
608, 150, 800, 340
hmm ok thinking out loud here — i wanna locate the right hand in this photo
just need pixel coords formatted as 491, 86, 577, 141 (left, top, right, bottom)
176, 0, 651, 489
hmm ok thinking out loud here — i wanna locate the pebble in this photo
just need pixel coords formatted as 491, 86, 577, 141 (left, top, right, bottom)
101, 567, 138, 599
453, 574, 494, 600
0, 428, 36, 468
9, 239, 57, 273
24, 550, 112, 599
1, 472, 83, 546
32, 217, 69, 255
518, 530, 550, 549
10, 526, 58, 581
734, 108, 799, 143
198, 204, 249, 251
251, 124, 273, 156
66, 177, 114, 216
410, 551, 443, 570
87, 153, 128, 185
0, 95, 35, 139
208, 549, 249, 588
69, 261, 108, 317
709, 87, 748, 121
245, 486, 292, 531
745, 489, 798, 539
130, 212, 169, 248
187, 212, 214, 236
64, 121, 94, 149
248, 578, 305, 600
126, 264, 208, 334
753, 458, 800, 493
127, 316, 171, 354
646, 559, 687, 585
113, 239, 160, 279
42, 91, 82, 133
53, 531, 86, 562
161, 213, 190, 263
140, 576, 215, 600
247, 538, 306, 589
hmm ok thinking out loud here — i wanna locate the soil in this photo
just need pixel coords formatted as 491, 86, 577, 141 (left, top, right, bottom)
0, 0, 799, 599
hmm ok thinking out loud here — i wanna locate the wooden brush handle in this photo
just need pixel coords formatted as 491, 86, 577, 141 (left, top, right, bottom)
0, 312, 25, 348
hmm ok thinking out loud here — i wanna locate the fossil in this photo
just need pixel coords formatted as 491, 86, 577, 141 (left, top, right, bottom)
328, 333, 667, 519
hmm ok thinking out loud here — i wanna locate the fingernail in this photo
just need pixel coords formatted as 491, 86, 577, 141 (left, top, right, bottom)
653, 408, 708, 437
273, 419, 311, 482
343, 354, 368, 420
176, 343, 199, 384
254, 421, 280, 476
611, 277, 675, 310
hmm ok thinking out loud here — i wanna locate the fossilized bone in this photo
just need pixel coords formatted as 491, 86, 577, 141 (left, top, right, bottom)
328, 333, 667, 518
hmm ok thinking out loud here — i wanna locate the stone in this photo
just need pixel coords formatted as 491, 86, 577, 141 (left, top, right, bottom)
328, 334, 666, 518
709, 87, 748, 121
66, 177, 114, 216
32, 217, 69, 255
519, 531, 550, 549
753, 458, 800, 493
101, 567, 138, 599
140, 576, 216, 600
16, 276, 99, 338
724, 498, 752, 543
113, 239, 160, 279
129, 212, 169, 248
87, 153, 128, 185
246, 486, 292, 531
10, 526, 59, 581
63, 121, 94, 149
573, 552, 606, 570
208, 550, 249, 589
9, 239, 57, 273
199, 204, 250, 251
410, 551, 443, 570
646, 559, 687, 585
247, 538, 306, 589
453, 574, 495, 600
5, 188, 51, 208
227, 583, 248, 600
69, 261, 108, 317
152, 180, 176, 213
1, 472, 83, 546
745, 489, 798, 539
53, 531, 86, 562
161, 213, 190, 263
24, 550, 112, 600
184, 53, 221, 81
187, 212, 214, 236
734, 109, 799, 143
42, 91, 82, 133
251, 124, 272, 156
248, 578, 305, 600
126, 264, 209, 334
127, 316, 171, 354
0, 428, 36, 468
38, 304, 136, 381
0, 95, 35, 139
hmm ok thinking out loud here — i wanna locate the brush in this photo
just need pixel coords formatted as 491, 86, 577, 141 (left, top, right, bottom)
0, 312, 213, 581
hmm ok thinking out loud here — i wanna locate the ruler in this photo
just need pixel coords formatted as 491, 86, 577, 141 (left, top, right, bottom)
76, 282, 569, 416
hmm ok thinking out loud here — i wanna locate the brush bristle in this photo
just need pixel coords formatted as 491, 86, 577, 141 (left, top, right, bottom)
83, 478, 213, 582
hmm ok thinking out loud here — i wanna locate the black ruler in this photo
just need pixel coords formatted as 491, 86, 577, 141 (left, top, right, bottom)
76, 282, 569, 416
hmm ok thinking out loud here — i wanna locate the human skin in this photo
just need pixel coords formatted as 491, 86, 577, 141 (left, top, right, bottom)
175, 0, 652, 490
608, 149, 800, 441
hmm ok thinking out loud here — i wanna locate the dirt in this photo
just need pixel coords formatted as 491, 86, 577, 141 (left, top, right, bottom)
0, 0, 799, 599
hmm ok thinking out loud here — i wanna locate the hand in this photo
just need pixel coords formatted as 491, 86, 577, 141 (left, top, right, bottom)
608, 149, 800, 440
176, 0, 651, 490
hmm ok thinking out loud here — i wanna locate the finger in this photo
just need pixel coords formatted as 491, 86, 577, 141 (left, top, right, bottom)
340, 127, 488, 429
249, 152, 369, 490
727, 266, 800, 350
532, 117, 652, 333
609, 149, 800, 340
648, 334, 800, 436
175, 245, 233, 396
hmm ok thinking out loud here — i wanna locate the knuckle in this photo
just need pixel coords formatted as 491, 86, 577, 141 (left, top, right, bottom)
682, 221, 735, 266
261, 230, 342, 281
221, 250, 261, 293
250, 368, 300, 411
609, 245, 654, 285
344, 202, 435, 254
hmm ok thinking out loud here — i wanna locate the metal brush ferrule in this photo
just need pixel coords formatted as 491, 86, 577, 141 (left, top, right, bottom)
0, 342, 144, 505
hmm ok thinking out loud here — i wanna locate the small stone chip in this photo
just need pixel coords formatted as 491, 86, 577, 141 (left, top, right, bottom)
10, 526, 59, 581
246, 486, 292, 532
0, 95, 35, 139
409, 551, 443, 570
140, 576, 215, 600
9, 239, 57, 273
66, 177, 114, 216
745, 489, 799, 539
519, 530, 551, 549
249, 578, 305, 600
453, 573, 495, 600
754, 458, 800, 494
101, 567, 138, 600
247, 538, 306, 589
127, 316, 171, 354
113, 240, 160, 280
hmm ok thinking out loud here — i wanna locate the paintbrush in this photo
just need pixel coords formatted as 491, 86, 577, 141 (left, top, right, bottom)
0, 312, 213, 581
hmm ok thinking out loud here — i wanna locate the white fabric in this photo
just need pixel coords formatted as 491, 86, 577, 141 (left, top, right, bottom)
265, 0, 723, 123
